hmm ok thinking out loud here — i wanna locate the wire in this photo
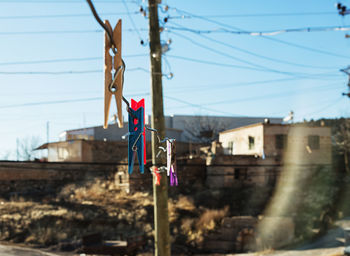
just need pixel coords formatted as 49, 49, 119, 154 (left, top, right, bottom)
0, 67, 151, 75
170, 31, 339, 78
167, 25, 350, 36
0, 12, 138, 20
168, 12, 336, 19
166, 54, 339, 73
122, 0, 143, 40
172, 7, 350, 60
0, 0, 132, 3
0, 93, 149, 110
164, 95, 245, 116
167, 82, 344, 109
167, 21, 339, 70
0, 28, 148, 36
303, 96, 344, 117
0, 70, 101, 75
0, 54, 147, 66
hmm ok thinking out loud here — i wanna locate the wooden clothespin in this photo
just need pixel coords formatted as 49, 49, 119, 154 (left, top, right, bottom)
104, 19, 123, 129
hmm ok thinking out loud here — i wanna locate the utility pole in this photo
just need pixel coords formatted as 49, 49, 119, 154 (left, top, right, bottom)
148, 0, 171, 255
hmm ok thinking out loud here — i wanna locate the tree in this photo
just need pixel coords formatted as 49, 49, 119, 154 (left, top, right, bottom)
17, 136, 42, 161
183, 116, 227, 145
335, 118, 350, 172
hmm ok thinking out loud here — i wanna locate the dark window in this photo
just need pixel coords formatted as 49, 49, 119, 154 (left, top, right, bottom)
275, 134, 288, 149
308, 135, 320, 149
235, 168, 248, 180
248, 136, 255, 150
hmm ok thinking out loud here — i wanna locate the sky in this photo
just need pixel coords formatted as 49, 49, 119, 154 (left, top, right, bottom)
0, 0, 349, 159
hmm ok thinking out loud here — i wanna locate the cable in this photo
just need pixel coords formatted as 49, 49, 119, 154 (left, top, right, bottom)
0, 70, 101, 75
164, 95, 245, 116
0, 12, 138, 20
0, 54, 147, 66
0, 93, 149, 110
170, 31, 339, 78
167, 82, 344, 109
166, 54, 339, 74
0, 0, 132, 3
167, 25, 350, 36
172, 7, 350, 60
122, 0, 143, 41
303, 96, 344, 117
0, 67, 150, 75
167, 22, 339, 70
168, 12, 336, 19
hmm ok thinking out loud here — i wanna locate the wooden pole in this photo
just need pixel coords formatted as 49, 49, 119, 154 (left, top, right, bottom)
148, 0, 171, 255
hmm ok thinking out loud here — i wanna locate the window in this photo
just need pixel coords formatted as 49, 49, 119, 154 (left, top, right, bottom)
275, 134, 288, 149
235, 168, 248, 180
308, 135, 320, 149
228, 141, 234, 155
248, 136, 255, 150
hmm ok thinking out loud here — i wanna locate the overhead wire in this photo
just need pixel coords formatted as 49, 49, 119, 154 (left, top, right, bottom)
169, 31, 340, 78
0, 54, 147, 66
0, 12, 138, 20
171, 7, 350, 60
167, 21, 340, 70
167, 25, 350, 36
168, 12, 336, 19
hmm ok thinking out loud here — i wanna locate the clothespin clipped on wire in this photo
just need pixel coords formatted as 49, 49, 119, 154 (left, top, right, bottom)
128, 99, 145, 174
104, 19, 124, 129
131, 99, 146, 165
145, 126, 178, 186
167, 139, 178, 186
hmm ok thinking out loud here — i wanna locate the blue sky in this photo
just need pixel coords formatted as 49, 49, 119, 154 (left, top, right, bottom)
0, 0, 349, 159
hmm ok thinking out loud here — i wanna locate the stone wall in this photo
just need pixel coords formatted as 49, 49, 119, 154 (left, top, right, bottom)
0, 159, 206, 197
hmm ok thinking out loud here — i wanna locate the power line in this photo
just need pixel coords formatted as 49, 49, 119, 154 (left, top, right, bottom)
0, 28, 148, 35
172, 7, 350, 60
122, 0, 143, 40
164, 95, 245, 116
170, 31, 340, 78
0, 67, 150, 75
0, 12, 138, 20
0, 54, 147, 66
168, 12, 336, 19
167, 22, 339, 70
0, 0, 133, 3
167, 25, 350, 37
0, 93, 148, 110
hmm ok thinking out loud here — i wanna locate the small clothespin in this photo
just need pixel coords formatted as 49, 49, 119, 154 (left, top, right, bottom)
167, 139, 178, 186
104, 19, 123, 129
131, 99, 146, 165
128, 99, 145, 174
152, 166, 161, 186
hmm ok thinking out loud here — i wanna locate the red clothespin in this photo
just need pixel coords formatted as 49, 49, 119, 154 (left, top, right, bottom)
153, 166, 161, 186
131, 99, 146, 165
104, 19, 123, 129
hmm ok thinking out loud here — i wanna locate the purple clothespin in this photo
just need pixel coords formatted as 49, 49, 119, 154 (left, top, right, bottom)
167, 139, 178, 186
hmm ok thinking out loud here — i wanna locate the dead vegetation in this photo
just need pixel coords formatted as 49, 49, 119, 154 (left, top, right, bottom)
0, 179, 235, 254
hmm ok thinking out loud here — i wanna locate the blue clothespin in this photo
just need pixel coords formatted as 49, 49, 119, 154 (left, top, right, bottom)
128, 101, 144, 174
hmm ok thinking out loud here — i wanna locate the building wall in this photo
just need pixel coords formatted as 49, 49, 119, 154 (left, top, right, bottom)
219, 124, 332, 166
219, 124, 264, 156
263, 125, 332, 165
206, 155, 280, 188
48, 140, 83, 162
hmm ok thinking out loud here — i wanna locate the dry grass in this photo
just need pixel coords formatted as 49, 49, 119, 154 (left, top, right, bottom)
195, 206, 229, 232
